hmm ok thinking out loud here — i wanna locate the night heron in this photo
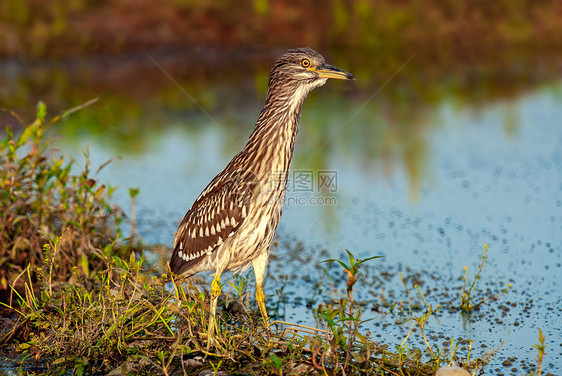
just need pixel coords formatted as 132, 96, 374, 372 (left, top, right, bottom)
169, 47, 354, 345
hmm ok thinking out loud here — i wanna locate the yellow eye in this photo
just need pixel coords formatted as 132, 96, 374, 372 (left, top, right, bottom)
301, 59, 311, 68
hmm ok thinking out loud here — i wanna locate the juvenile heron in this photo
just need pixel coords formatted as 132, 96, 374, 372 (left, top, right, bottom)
170, 47, 354, 345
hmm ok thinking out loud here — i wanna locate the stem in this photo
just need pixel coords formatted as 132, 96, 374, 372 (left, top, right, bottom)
130, 193, 137, 239
344, 298, 353, 371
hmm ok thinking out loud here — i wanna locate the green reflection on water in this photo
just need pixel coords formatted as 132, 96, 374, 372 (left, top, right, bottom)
1, 48, 559, 199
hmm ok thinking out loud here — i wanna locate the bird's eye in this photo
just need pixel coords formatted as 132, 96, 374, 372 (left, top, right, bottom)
301, 59, 311, 68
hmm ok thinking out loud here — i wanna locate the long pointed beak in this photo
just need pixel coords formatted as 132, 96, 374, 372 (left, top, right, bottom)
315, 63, 355, 80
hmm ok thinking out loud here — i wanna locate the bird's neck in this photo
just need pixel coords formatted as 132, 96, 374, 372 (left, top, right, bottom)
242, 84, 309, 185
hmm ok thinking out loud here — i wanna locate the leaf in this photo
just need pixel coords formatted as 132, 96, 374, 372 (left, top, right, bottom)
355, 331, 369, 346
129, 188, 140, 198
270, 353, 282, 368
80, 254, 89, 278
95, 156, 119, 176
322, 258, 350, 271
16, 122, 38, 147
0, 108, 25, 127
356, 255, 384, 267
51, 97, 99, 124
346, 249, 356, 267
537, 328, 544, 343
52, 357, 67, 365
318, 313, 336, 328
84, 178, 96, 188
95, 184, 106, 196
36, 101, 47, 123
17, 343, 31, 351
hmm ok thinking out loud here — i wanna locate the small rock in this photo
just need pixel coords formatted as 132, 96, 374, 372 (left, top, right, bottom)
184, 356, 204, 368
107, 359, 150, 375
198, 370, 228, 376
292, 363, 315, 373
435, 365, 470, 376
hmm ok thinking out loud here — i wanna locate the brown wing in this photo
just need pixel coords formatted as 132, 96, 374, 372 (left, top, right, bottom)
170, 169, 257, 275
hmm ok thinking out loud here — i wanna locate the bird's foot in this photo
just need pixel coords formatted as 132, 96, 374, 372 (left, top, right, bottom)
207, 273, 221, 349
255, 285, 271, 332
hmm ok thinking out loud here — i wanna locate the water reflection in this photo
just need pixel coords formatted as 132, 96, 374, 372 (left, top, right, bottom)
2, 54, 560, 247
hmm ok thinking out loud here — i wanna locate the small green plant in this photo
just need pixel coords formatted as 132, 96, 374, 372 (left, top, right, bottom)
528, 328, 546, 376
323, 250, 382, 301
208, 359, 223, 375
396, 272, 435, 315
317, 250, 382, 373
460, 244, 489, 313
401, 305, 439, 368
265, 352, 284, 376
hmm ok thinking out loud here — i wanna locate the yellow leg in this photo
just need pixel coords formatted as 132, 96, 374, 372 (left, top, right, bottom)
256, 282, 270, 330
252, 252, 270, 330
207, 273, 222, 348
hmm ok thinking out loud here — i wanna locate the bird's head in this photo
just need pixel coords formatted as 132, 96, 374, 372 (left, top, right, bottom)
267, 47, 355, 102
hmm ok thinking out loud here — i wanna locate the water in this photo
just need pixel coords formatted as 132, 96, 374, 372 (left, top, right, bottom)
2, 56, 561, 374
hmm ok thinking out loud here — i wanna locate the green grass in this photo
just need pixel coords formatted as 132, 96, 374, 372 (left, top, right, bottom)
459, 244, 511, 313
0, 99, 130, 302
0, 237, 443, 375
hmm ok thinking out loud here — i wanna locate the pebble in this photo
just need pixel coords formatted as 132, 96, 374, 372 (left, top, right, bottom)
435, 365, 470, 376
198, 370, 228, 376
